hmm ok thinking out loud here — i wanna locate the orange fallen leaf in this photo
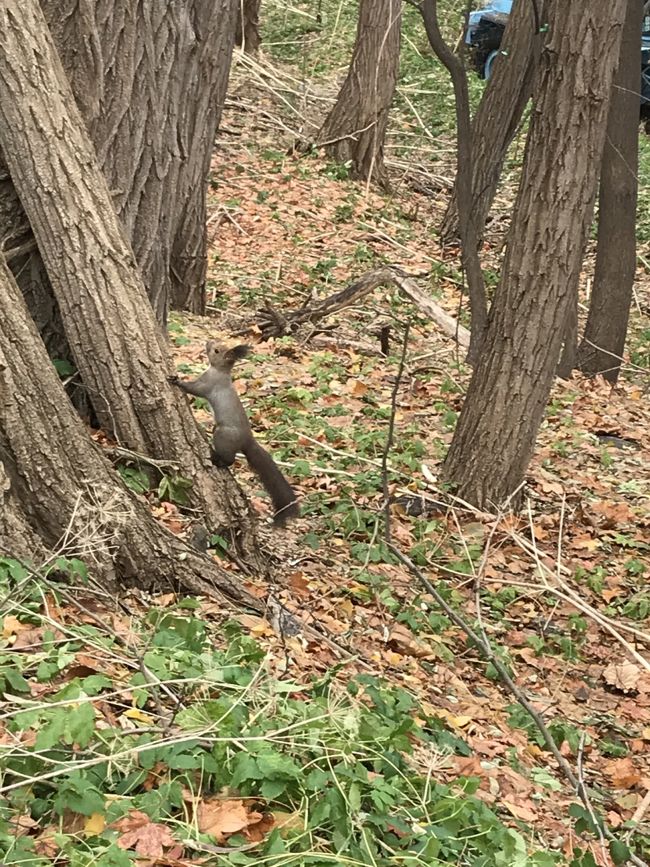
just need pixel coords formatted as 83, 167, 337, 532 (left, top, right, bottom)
113, 810, 177, 857
607, 810, 623, 828
197, 799, 263, 842
503, 800, 537, 822
387, 623, 437, 660
605, 757, 641, 790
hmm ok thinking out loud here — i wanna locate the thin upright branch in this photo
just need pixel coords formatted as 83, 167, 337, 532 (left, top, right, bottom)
388, 543, 648, 867
418, 0, 488, 362
382, 322, 411, 542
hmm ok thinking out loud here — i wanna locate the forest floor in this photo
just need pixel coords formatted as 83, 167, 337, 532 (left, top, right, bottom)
179, 40, 650, 864
3, 6, 650, 866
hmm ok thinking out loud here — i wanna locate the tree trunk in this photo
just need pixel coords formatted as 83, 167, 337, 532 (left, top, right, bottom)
441, 0, 626, 510
1, 0, 237, 333
235, 0, 261, 54
420, 0, 488, 363
0, 461, 48, 565
577, 0, 643, 383
0, 0, 258, 552
440, 0, 546, 245
557, 293, 578, 378
0, 254, 260, 610
317, 0, 401, 187
43, 0, 239, 319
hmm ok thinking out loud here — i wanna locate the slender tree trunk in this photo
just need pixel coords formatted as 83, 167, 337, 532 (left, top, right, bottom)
235, 0, 261, 54
421, 0, 488, 363
317, 0, 401, 187
577, 0, 643, 383
0, 0, 257, 551
440, 0, 546, 244
441, 0, 626, 510
0, 254, 260, 609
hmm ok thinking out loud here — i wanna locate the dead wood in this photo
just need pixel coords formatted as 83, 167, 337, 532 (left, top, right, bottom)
249, 266, 470, 349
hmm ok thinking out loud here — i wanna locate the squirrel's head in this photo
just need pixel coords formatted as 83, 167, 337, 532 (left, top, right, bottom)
205, 341, 251, 371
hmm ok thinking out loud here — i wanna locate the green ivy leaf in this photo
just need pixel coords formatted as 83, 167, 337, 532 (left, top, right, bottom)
260, 779, 287, 799
52, 776, 104, 816
609, 839, 631, 866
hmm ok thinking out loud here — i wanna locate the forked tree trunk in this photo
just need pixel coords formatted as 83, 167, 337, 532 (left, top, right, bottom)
235, 0, 262, 54
0, 0, 257, 553
318, 0, 401, 187
0, 255, 260, 609
440, 0, 546, 244
577, 0, 643, 383
442, 0, 626, 510
421, 0, 487, 363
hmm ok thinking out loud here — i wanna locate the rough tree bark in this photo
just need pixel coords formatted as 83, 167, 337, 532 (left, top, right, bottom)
1, 0, 238, 333
317, 0, 401, 187
0, 462, 48, 565
0, 254, 261, 610
440, 0, 546, 244
577, 0, 643, 383
43, 0, 239, 317
235, 0, 261, 53
441, 0, 626, 510
0, 0, 258, 553
421, 0, 488, 363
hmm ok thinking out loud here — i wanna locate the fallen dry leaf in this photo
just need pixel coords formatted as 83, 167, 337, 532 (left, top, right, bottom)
271, 810, 303, 836
606, 810, 623, 828
197, 799, 263, 842
387, 623, 438, 660
603, 662, 641, 693
604, 757, 642, 790
503, 800, 537, 822
113, 810, 177, 857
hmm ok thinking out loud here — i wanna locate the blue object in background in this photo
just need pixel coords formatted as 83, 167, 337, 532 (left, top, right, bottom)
465, 2, 650, 101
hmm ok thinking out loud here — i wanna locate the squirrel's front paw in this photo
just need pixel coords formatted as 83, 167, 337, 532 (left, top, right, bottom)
168, 374, 180, 384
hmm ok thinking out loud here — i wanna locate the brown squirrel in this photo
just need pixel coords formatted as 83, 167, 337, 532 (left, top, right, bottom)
170, 341, 299, 526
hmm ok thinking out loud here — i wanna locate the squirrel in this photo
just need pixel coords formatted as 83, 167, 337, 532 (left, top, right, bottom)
170, 341, 299, 527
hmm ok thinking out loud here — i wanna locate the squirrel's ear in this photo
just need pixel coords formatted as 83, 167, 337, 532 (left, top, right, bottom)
205, 339, 217, 356
227, 344, 251, 363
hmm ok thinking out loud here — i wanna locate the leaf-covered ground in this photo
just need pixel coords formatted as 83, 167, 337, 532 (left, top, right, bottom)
2, 4, 650, 865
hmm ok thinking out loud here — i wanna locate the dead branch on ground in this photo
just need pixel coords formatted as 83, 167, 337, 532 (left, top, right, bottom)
246, 266, 470, 349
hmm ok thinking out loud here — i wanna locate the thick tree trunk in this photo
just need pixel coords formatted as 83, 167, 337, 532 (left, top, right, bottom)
577, 0, 643, 383
317, 0, 401, 187
440, 0, 546, 244
0, 461, 48, 565
0, 0, 258, 551
0, 254, 260, 609
1, 0, 237, 332
235, 0, 261, 54
441, 0, 626, 510
43, 0, 239, 319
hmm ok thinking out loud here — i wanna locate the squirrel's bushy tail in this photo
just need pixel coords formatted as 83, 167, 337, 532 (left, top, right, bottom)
243, 439, 299, 526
